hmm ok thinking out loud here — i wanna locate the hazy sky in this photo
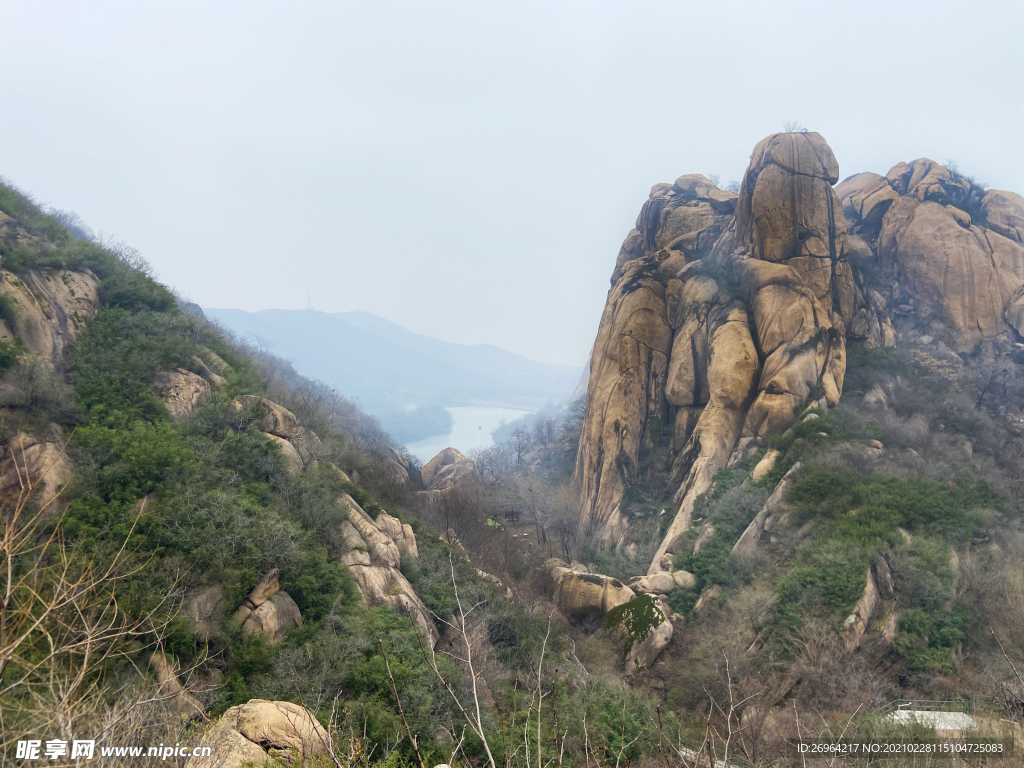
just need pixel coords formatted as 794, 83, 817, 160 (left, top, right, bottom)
2, 1, 1021, 365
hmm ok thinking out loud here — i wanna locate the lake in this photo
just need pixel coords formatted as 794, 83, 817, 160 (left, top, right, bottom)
404, 405, 533, 464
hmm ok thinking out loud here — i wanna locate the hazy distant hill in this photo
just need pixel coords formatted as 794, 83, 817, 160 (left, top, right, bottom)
205, 309, 581, 436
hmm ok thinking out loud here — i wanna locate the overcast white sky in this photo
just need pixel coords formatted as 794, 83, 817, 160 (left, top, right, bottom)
2, 1, 1021, 365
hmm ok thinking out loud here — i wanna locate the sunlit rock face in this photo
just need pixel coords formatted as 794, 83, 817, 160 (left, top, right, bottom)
573, 132, 1024, 572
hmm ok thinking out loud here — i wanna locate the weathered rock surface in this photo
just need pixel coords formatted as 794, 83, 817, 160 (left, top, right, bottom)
421, 447, 477, 491
155, 368, 211, 418
0, 269, 99, 362
233, 569, 302, 644
546, 559, 635, 617
339, 494, 438, 646
573, 132, 1024, 574
185, 699, 330, 768
150, 653, 205, 719
0, 429, 72, 511
843, 568, 878, 651
184, 585, 227, 641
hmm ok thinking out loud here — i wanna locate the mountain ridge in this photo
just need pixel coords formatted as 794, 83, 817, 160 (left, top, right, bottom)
205, 308, 581, 414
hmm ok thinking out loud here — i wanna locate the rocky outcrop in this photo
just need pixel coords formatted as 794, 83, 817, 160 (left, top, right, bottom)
233, 569, 303, 644
184, 585, 227, 641
339, 494, 438, 646
842, 567, 878, 651
731, 462, 802, 558
0, 269, 99, 362
574, 132, 1024, 573
155, 369, 211, 418
150, 653, 205, 719
227, 396, 323, 471
421, 447, 476, 491
184, 699, 330, 768
840, 159, 1024, 350
0, 428, 72, 511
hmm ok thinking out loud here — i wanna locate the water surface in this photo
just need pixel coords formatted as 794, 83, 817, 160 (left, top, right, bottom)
405, 405, 532, 463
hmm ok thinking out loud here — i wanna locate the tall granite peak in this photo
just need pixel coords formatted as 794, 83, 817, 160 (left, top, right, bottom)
573, 132, 1024, 574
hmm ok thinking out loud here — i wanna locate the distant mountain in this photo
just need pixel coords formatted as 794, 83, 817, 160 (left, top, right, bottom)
205, 308, 581, 416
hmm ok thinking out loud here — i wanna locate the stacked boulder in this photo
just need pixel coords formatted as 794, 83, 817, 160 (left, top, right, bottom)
339, 493, 438, 646
837, 159, 1024, 351
233, 569, 303, 644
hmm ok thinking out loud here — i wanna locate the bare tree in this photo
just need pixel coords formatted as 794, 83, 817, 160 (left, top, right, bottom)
510, 426, 533, 466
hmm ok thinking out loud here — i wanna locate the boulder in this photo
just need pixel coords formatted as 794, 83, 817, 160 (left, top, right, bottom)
982, 189, 1024, 243
191, 355, 227, 387
264, 433, 303, 476
421, 447, 465, 486
238, 592, 301, 643
837, 172, 899, 231
154, 369, 211, 418
547, 560, 636, 617
150, 653, 205, 719
230, 396, 303, 439
626, 615, 673, 671
185, 699, 330, 768
0, 269, 99, 363
629, 572, 676, 595
0, 430, 72, 511
750, 449, 780, 483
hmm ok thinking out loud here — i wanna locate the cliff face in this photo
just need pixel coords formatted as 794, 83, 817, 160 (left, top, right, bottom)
574, 132, 1024, 573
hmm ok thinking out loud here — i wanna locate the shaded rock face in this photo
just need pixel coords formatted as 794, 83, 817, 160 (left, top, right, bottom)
575, 134, 1024, 574
184, 699, 330, 768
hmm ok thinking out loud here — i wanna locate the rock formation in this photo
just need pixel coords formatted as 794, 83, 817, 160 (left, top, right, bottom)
573, 132, 1024, 574
0, 427, 72, 511
339, 494, 439, 646
232, 569, 303, 644
421, 446, 477, 491
0, 269, 99, 362
184, 699, 330, 767
227, 396, 323, 472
